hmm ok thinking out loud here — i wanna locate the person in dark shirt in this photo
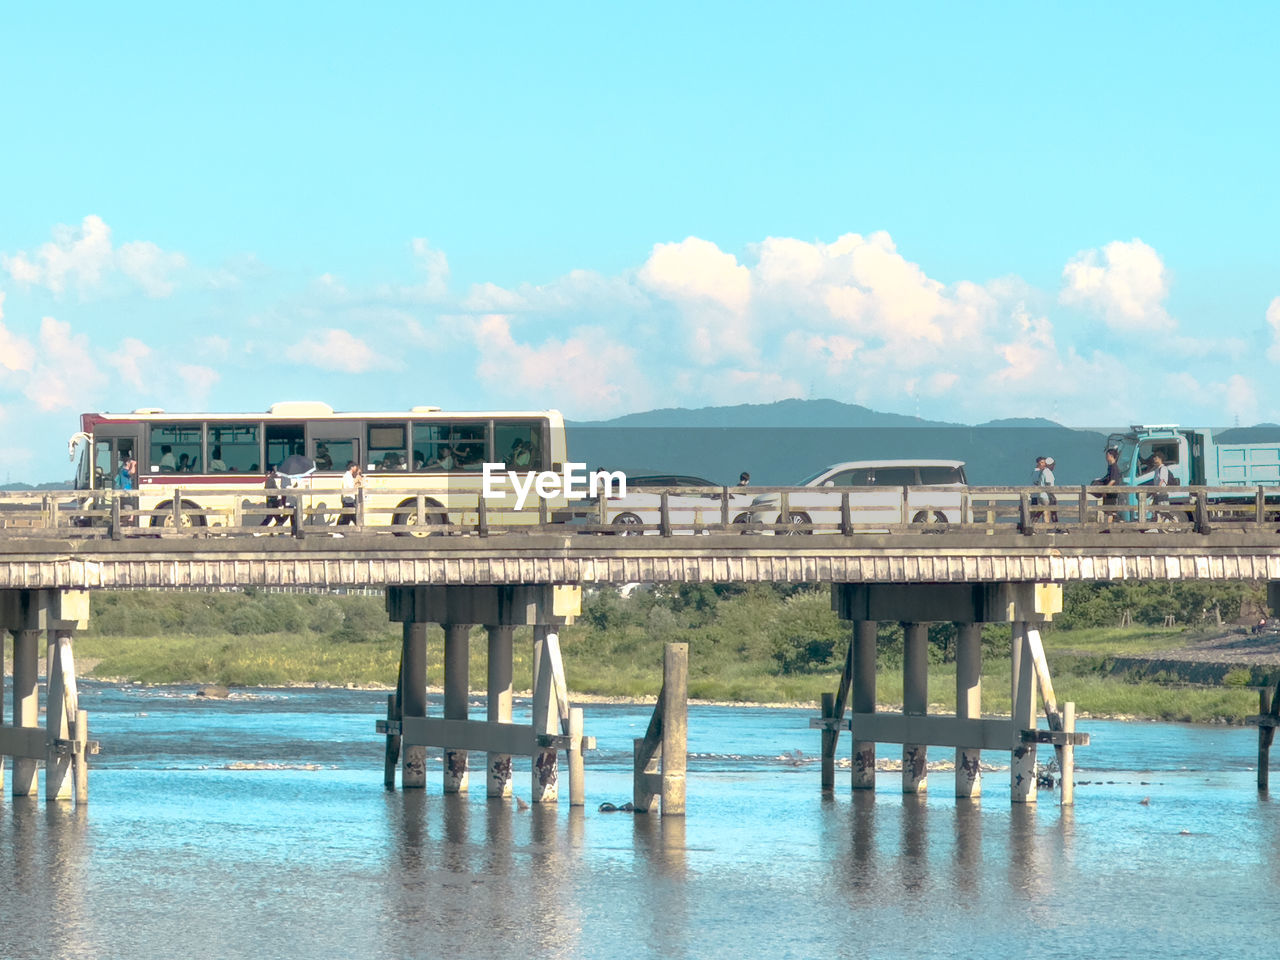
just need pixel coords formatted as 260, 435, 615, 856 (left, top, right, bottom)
1094, 448, 1123, 525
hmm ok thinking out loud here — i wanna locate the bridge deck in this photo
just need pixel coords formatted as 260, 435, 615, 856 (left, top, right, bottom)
2, 530, 1279, 588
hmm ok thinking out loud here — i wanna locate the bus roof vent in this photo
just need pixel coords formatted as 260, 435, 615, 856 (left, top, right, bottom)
269, 401, 335, 416
411, 405, 442, 413
132, 407, 166, 415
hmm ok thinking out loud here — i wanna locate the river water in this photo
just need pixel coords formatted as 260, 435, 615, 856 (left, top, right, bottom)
2, 682, 1278, 960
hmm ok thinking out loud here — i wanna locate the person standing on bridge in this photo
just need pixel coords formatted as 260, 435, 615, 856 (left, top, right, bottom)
340, 461, 363, 526
115, 456, 138, 526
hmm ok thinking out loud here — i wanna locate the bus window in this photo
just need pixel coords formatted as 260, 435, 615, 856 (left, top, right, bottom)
208, 422, 260, 474
367, 423, 408, 471
450, 423, 486, 472
411, 423, 445, 470
151, 424, 202, 474
412, 421, 487, 471
494, 421, 543, 470
265, 424, 305, 471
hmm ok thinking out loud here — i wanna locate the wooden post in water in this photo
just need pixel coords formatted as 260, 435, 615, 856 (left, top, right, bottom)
902, 621, 928, 793
531, 626, 559, 803
1061, 702, 1076, 805
820, 693, 837, 793
568, 707, 586, 808
442, 623, 471, 793
660, 642, 688, 815
1010, 621, 1038, 803
851, 620, 877, 790
955, 622, 982, 798
821, 638, 855, 793
1258, 681, 1280, 792
486, 625, 515, 798
633, 642, 688, 815
401, 621, 428, 789
12, 628, 39, 797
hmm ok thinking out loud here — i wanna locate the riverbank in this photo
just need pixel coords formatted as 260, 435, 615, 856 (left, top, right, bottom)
16, 623, 1270, 725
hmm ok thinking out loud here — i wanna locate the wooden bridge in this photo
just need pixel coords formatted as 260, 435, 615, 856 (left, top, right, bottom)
2, 483, 1279, 811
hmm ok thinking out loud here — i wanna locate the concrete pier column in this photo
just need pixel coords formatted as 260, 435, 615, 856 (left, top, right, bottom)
401, 621, 428, 789
902, 622, 928, 793
851, 620, 877, 790
45, 630, 75, 801
486, 625, 515, 798
442, 623, 471, 793
955, 622, 983, 798
12, 628, 41, 797
1010, 621, 1038, 803
531, 625, 559, 803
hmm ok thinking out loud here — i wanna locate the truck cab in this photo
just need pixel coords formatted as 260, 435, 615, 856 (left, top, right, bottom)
1106, 425, 1195, 487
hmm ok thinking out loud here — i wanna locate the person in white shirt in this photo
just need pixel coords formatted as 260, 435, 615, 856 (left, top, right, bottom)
340, 461, 362, 525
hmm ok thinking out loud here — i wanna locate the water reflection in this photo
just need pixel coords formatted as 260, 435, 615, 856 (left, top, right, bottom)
0, 801, 93, 960
632, 815, 689, 959
899, 795, 928, 894
951, 801, 982, 895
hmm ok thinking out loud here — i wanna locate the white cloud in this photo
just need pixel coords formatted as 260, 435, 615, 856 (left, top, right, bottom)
1224, 373, 1259, 426
176, 364, 220, 407
472, 315, 649, 412
25, 317, 107, 412
2, 215, 187, 299
639, 237, 751, 315
286, 328, 393, 374
1267, 297, 1280, 363
1060, 238, 1172, 331
108, 337, 153, 390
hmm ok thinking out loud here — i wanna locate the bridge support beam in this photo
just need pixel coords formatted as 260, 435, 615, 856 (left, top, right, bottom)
902, 622, 928, 794
383, 585, 589, 805
0, 590, 93, 804
443, 623, 472, 794
955, 622, 983, 798
486, 625, 515, 797
826, 582, 1080, 806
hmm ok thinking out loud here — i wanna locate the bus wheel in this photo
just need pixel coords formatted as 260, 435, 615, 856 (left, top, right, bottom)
394, 500, 449, 537
151, 500, 205, 528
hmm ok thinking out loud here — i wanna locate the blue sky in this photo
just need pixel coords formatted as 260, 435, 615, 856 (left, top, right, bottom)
2, 2, 1278, 481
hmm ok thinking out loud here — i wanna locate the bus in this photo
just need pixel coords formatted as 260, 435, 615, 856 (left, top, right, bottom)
69, 402, 568, 531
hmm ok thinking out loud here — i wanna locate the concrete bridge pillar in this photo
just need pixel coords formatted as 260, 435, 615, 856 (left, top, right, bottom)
851, 620, 877, 790
955, 622, 983, 798
384, 585, 584, 803
830, 582, 1065, 805
443, 623, 473, 794
486, 625, 515, 797
0, 590, 92, 804
901, 622, 929, 794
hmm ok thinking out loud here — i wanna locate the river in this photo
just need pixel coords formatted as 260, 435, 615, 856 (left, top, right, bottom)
1, 682, 1278, 959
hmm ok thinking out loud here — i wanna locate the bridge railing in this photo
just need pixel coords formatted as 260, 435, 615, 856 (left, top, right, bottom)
1, 483, 1278, 539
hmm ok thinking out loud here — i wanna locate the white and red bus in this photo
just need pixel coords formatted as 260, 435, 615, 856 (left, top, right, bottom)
69, 402, 568, 529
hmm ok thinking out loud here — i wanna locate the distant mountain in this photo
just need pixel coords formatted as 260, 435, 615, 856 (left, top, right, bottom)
1215, 424, 1280, 444
568, 399, 1113, 486
0, 481, 72, 491
573, 398, 960, 429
